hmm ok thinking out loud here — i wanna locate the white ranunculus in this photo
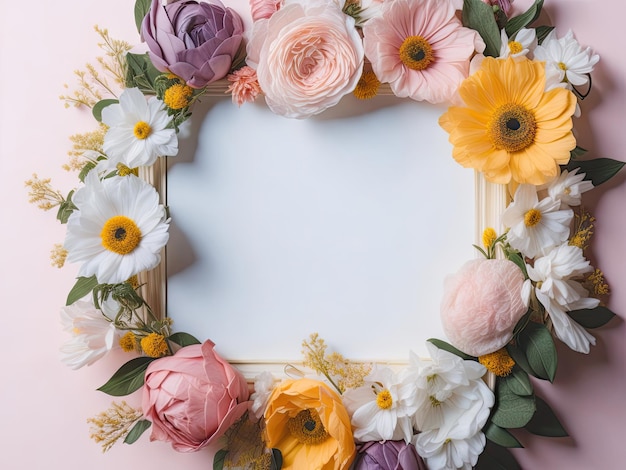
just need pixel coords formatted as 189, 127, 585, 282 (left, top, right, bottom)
414, 425, 486, 470
545, 168, 594, 209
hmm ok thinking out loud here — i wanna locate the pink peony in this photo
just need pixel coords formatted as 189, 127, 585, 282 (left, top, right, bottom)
362, 0, 484, 104
246, 0, 364, 118
141, 340, 250, 452
440, 258, 527, 357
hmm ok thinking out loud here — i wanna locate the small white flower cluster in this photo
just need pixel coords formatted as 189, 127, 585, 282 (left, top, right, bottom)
502, 169, 598, 353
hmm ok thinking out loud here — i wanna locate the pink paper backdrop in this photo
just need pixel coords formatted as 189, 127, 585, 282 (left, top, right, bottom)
1, 0, 623, 468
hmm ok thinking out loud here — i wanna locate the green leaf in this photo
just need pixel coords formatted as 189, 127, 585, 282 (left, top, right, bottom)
169, 332, 202, 347
92, 99, 118, 122
491, 378, 536, 428
475, 441, 522, 470
462, 0, 502, 57
505, 0, 544, 37
506, 343, 533, 377
484, 421, 524, 448
505, 251, 528, 278
56, 190, 77, 224
123, 419, 151, 445
97, 357, 155, 396
535, 25, 554, 44
570, 146, 588, 160
213, 449, 228, 470
516, 320, 558, 382
427, 338, 474, 360
568, 306, 617, 329
66, 276, 98, 305
270, 448, 283, 470
565, 158, 625, 187
502, 367, 533, 397
125, 52, 163, 94
134, 0, 151, 33
525, 396, 568, 437
78, 161, 96, 183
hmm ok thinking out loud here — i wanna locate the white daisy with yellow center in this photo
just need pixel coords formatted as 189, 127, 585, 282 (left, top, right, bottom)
102, 87, 178, 168
64, 170, 169, 284
498, 27, 536, 59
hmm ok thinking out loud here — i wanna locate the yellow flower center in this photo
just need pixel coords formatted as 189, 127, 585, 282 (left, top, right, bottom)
140, 333, 168, 358
116, 163, 138, 177
376, 389, 393, 410
482, 227, 497, 249
558, 62, 568, 71
101, 215, 142, 255
488, 103, 537, 152
429, 395, 442, 407
399, 36, 434, 71
164, 83, 194, 110
133, 121, 152, 140
353, 71, 381, 100
508, 41, 523, 55
479, 349, 516, 377
119, 332, 137, 353
287, 409, 329, 445
524, 208, 542, 227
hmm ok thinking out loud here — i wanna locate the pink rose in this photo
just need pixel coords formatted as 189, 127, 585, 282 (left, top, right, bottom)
249, 0, 282, 22
142, 340, 250, 452
440, 258, 527, 357
246, 0, 364, 118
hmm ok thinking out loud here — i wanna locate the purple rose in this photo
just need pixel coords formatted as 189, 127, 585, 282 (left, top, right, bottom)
141, 0, 244, 88
353, 441, 427, 470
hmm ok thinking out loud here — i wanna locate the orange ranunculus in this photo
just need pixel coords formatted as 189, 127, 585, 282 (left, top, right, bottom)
264, 378, 355, 469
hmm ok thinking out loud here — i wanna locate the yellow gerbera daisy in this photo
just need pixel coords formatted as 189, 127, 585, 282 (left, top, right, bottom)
439, 57, 577, 185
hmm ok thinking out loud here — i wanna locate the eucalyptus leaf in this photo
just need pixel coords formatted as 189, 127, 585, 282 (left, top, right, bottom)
169, 332, 202, 347
66, 276, 98, 305
525, 396, 568, 437
92, 99, 118, 122
134, 0, 151, 33
505, 0, 544, 37
475, 441, 522, 470
565, 158, 625, 187
462, 0, 501, 57
516, 320, 557, 382
501, 367, 533, 397
568, 306, 617, 329
506, 343, 532, 377
213, 449, 227, 470
484, 421, 524, 448
124, 419, 151, 445
97, 357, 155, 396
491, 378, 536, 428
427, 338, 474, 360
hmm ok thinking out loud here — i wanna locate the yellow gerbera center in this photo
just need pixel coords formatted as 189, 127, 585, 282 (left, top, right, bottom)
164, 83, 194, 110
353, 71, 381, 100
508, 41, 523, 54
399, 36, 434, 71
287, 409, 329, 445
482, 227, 497, 249
101, 215, 142, 255
376, 389, 393, 410
119, 331, 137, 353
479, 349, 516, 377
488, 103, 537, 152
133, 121, 152, 140
524, 208, 542, 227
140, 333, 169, 358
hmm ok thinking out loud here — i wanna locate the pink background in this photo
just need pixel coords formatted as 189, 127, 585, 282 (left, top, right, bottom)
1, 0, 623, 468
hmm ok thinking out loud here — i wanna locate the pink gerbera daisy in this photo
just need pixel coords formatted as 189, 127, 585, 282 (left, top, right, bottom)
362, 0, 484, 104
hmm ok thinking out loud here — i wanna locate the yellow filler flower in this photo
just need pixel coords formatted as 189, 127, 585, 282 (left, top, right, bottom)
439, 57, 577, 185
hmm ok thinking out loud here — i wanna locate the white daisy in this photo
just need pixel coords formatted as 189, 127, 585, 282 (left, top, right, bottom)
101, 87, 178, 168
342, 365, 418, 443
533, 29, 599, 87
64, 171, 170, 284
499, 28, 536, 59
501, 184, 573, 259
545, 168, 594, 209
60, 299, 119, 369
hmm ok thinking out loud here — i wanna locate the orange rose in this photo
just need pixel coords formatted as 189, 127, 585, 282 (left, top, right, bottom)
264, 378, 355, 469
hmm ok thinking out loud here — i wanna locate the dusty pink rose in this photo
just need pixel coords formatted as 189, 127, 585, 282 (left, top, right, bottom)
246, 0, 364, 118
249, 0, 282, 21
440, 258, 527, 357
142, 340, 250, 452
226, 66, 262, 106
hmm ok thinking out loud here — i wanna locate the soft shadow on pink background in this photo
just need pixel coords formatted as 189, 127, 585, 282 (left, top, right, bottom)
1, 0, 623, 469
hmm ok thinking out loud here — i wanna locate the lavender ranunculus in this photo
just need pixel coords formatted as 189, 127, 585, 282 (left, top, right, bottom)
353, 441, 427, 470
141, 0, 244, 89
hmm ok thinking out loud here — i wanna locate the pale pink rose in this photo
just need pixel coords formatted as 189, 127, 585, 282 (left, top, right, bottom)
362, 0, 485, 104
249, 0, 282, 21
440, 258, 527, 357
142, 340, 250, 452
226, 66, 262, 106
246, 0, 364, 118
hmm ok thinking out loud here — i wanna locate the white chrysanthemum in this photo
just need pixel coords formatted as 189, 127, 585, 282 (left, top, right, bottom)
64, 171, 170, 284
342, 365, 418, 443
501, 184, 573, 259
533, 29, 599, 87
102, 87, 178, 168
526, 243, 599, 353
251, 371, 276, 419
60, 299, 119, 369
545, 168, 594, 209
499, 28, 536, 59
414, 426, 486, 470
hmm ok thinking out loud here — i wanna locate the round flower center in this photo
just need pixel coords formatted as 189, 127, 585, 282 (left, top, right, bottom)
116, 163, 138, 177
354, 71, 381, 100
399, 36, 434, 71
101, 215, 142, 255
140, 333, 169, 358
376, 389, 393, 410
287, 409, 329, 445
164, 83, 193, 110
133, 121, 152, 140
524, 208, 542, 227
508, 41, 523, 54
479, 349, 516, 377
558, 61, 568, 71
488, 103, 537, 152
